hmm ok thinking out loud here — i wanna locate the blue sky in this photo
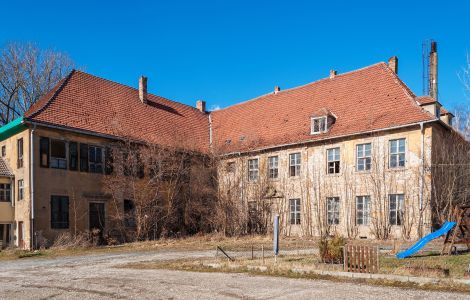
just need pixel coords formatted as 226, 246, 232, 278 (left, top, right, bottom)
1, 0, 469, 111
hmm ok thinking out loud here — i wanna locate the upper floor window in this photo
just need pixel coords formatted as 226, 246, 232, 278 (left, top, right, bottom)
356, 143, 371, 171
50, 140, 67, 169
0, 184, 11, 202
17, 138, 23, 168
268, 156, 279, 179
69, 142, 78, 171
290, 198, 301, 225
1, 145, 6, 157
389, 194, 404, 225
124, 199, 136, 228
248, 158, 259, 182
311, 116, 327, 134
89, 146, 104, 174
327, 147, 340, 174
289, 153, 301, 177
389, 138, 405, 168
18, 179, 24, 201
327, 197, 340, 225
356, 196, 370, 225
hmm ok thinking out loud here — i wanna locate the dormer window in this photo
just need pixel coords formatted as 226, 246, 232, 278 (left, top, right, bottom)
311, 116, 327, 134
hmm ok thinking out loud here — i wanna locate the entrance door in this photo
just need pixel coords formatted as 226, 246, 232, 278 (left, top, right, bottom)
89, 203, 105, 233
18, 221, 24, 248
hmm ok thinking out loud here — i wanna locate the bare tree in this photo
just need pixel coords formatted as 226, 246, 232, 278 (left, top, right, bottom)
0, 42, 74, 124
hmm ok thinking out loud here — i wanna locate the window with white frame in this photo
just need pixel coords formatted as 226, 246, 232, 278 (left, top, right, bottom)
311, 116, 327, 134
268, 156, 279, 179
290, 198, 301, 225
88, 146, 104, 173
389, 194, 404, 225
0, 184, 11, 202
356, 143, 371, 171
248, 158, 259, 182
389, 139, 405, 168
327, 147, 340, 174
356, 196, 370, 225
18, 179, 24, 201
289, 153, 301, 177
50, 139, 67, 169
327, 197, 340, 225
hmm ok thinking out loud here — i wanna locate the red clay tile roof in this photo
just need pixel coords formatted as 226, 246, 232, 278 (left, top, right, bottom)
415, 95, 437, 105
24, 62, 441, 155
211, 62, 436, 153
25, 70, 209, 152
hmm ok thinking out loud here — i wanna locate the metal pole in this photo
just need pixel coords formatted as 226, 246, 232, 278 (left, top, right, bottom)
262, 245, 265, 265
273, 214, 279, 263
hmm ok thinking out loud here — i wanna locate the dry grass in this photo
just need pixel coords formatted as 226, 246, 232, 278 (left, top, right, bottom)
380, 251, 470, 278
0, 234, 316, 261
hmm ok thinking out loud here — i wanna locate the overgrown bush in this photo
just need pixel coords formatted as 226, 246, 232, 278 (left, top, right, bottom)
51, 232, 93, 249
318, 234, 345, 263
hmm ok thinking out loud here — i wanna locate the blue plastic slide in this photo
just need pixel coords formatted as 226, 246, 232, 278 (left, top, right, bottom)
396, 221, 456, 259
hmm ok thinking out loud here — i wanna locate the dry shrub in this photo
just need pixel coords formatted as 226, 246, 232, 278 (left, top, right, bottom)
318, 234, 345, 263
51, 232, 93, 249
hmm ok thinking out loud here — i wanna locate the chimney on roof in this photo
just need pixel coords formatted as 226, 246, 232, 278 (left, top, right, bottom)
139, 76, 148, 104
429, 41, 438, 100
329, 70, 337, 79
196, 100, 206, 113
274, 86, 281, 94
388, 56, 398, 74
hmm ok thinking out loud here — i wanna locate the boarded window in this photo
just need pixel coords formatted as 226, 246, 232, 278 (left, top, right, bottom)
51, 195, 69, 229
69, 142, 78, 171
80, 143, 89, 172
39, 137, 49, 167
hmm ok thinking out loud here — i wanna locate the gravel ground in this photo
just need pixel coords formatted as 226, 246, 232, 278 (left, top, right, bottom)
0, 250, 468, 299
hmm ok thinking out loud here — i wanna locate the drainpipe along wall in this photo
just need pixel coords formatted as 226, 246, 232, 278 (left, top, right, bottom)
30, 125, 36, 249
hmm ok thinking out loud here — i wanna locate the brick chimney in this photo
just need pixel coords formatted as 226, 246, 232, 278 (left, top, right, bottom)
388, 56, 398, 74
196, 100, 206, 113
429, 41, 438, 100
274, 86, 281, 94
139, 76, 148, 104
329, 70, 337, 79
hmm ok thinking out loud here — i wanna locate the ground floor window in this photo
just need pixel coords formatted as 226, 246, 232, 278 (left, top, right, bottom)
389, 194, 404, 225
124, 199, 136, 228
51, 195, 69, 229
356, 196, 370, 225
327, 197, 340, 225
289, 199, 301, 225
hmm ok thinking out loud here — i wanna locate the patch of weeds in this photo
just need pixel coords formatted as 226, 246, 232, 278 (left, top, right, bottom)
17, 251, 44, 259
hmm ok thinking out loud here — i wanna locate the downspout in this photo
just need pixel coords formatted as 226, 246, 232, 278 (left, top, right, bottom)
419, 122, 425, 237
30, 124, 36, 249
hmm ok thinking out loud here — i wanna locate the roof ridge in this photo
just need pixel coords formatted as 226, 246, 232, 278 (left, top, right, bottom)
72, 70, 205, 114
210, 62, 386, 113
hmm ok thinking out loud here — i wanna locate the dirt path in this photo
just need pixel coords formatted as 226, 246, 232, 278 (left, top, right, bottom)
0, 250, 467, 299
